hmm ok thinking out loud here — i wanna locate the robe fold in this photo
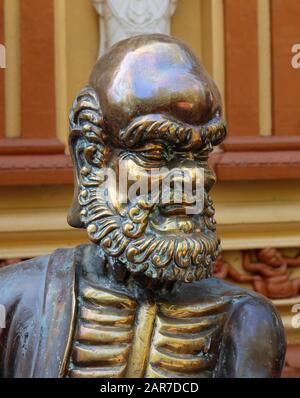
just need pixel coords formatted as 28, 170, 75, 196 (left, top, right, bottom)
0, 247, 77, 377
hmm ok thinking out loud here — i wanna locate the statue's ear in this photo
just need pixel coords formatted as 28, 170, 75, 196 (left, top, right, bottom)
67, 86, 106, 228
68, 129, 85, 228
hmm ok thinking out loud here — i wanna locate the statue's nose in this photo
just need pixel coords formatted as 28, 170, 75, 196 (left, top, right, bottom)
164, 161, 198, 193
167, 158, 216, 192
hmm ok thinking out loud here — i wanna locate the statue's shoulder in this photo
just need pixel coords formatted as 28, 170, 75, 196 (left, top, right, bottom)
217, 281, 286, 377
0, 247, 69, 278
177, 276, 265, 302
0, 245, 87, 378
0, 245, 87, 305
183, 278, 286, 377
187, 277, 285, 329
0, 254, 50, 304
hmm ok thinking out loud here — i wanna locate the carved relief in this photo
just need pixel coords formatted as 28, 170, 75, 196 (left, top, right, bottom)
243, 249, 300, 299
92, 0, 177, 54
283, 345, 300, 378
0, 258, 22, 268
213, 253, 260, 284
214, 248, 300, 299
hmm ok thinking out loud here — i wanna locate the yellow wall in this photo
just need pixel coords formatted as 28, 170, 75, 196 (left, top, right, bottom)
54, 0, 98, 146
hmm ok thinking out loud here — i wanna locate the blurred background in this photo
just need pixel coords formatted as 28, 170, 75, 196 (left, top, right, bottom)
0, 0, 300, 377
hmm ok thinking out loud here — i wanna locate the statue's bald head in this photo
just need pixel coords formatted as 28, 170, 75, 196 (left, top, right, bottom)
88, 34, 222, 143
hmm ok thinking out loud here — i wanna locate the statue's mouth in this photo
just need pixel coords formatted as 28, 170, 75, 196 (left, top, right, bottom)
159, 202, 196, 216
150, 216, 195, 234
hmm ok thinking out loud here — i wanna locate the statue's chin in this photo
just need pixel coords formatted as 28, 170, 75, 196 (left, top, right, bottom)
90, 227, 219, 282
83, 192, 220, 283
117, 231, 219, 283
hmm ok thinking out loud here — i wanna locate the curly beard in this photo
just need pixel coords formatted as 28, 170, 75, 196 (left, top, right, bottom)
79, 176, 220, 283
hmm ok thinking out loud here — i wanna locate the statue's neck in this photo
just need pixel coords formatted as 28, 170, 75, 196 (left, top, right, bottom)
106, 256, 180, 295
81, 244, 185, 298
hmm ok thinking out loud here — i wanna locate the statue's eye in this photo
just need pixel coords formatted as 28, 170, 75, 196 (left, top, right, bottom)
139, 148, 168, 160
137, 146, 168, 161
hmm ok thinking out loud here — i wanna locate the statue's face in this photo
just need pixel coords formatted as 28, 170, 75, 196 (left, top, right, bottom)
69, 35, 226, 282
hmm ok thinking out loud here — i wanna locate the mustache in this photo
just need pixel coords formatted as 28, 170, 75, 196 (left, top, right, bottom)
80, 183, 215, 239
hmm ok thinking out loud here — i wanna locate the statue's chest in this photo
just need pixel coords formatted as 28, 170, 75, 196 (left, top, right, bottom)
67, 283, 229, 378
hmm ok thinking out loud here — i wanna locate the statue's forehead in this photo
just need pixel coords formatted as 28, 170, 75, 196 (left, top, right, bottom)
107, 42, 198, 93
107, 43, 206, 107
90, 38, 221, 131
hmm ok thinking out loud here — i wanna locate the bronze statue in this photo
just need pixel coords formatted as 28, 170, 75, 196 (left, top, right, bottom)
0, 34, 285, 378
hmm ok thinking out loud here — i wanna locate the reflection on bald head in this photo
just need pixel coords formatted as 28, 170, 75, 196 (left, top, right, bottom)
89, 34, 222, 138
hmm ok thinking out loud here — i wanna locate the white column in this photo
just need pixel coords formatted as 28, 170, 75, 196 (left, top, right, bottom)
92, 0, 177, 56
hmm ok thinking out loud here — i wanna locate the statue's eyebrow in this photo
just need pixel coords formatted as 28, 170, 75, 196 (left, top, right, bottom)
123, 135, 190, 150
119, 115, 193, 148
119, 114, 226, 151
